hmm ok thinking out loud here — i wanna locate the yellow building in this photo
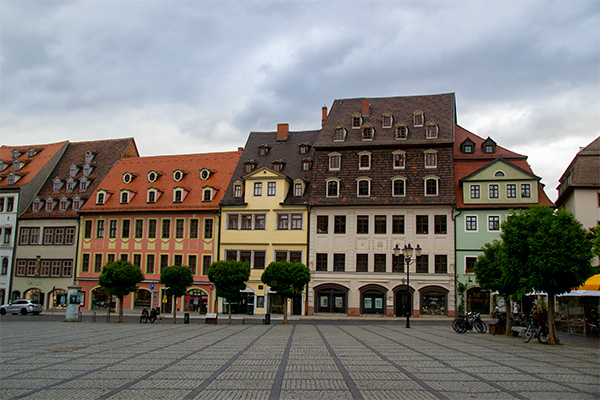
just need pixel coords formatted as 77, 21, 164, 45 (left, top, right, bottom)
219, 124, 319, 316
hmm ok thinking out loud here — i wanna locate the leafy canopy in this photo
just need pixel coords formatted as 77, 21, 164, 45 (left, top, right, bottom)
261, 261, 311, 299
99, 260, 144, 299
207, 260, 250, 302
160, 265, 194, 298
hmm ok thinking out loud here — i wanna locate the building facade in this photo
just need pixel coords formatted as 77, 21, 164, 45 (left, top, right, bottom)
308, 94, 457, 317
77, 151, 241, 314
219, 124, 319, 315
12, 139, 139, 309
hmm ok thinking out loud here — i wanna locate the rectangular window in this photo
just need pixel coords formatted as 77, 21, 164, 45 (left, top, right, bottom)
19, 228, 30, 245
466, 216, 478, 231
148, 219, 157, 239
329, 155, 341, 170
521, 184, 531, 198
188, 255, 197, 275
54, 228, 64, 245
84, 220, 92, 239
3, 227, 11, 244
277, 214, 289, 230
241, 214, 252, 230
6, 197, 14, 212
16, 260, 26, 276
394, 153, 405, 168
175, 219, 184, 239
416, 215, 428, 234
146, 254, 155, 274
190, 219, 199, 238
488, 216, 500, 231
41, 260, 50, 276
254, 214, 265, 230
65, 228, 75, 245
133, 254, 141, 267
254, 182, 263, 196
107, 254, 115, 264
202, 255, 212, 275
392, 254, 404, 273
121, 254, 128, 262
393, 180, 405, 196
356, 254, 368, 272
334, 216, 346, 234
30, 228, 40, 245
434, 215, 447, 234
465, 257, 477, 273
425, 152, 437, 167
122, 220, 130, 239
333, 254, 345, 272
294, 182, 303, 196
267, 181, 276, 196
316, 253, 328, 271
435, 255, 447, 274
204, 219, 214, 239
416, 254, 428, 273
228, 214, 239, 230
174, 254, 183, 266
275, 251, 287, 262
94, 254, 103, 272
162, 219, 170, 239
253, 251, 265, 270
234, 184, 242, 198
392, 215, 405, 234
489, 184, 499, 199
291, 214, 303, 230
82, 254, 90, 272
226, 250, 238, 261
27, 260, 36, 276
290, 251, 302, 263
43, 228, 53, 245
160, 255, 169, 272
356, 215, 369, 234
135, 220, 144, 239
470, 185, 480, 199
374, 216, 386, 234
51, 260, 61, 277
317, 216, 328, 234
109, 220, 118, 238
97, 220, 105, 239
507, 184, 517, 198
374, 254, 386, 272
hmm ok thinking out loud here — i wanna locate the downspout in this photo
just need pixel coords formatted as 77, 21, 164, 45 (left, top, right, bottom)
451, 203, 462, 317
305, 203, 311, 316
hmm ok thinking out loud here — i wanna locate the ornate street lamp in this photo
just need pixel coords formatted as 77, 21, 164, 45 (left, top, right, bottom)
394, 243, 422, 328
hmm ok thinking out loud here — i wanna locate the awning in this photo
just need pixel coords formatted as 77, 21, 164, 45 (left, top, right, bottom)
558, 290, 600, 298
576, 273, 600, 291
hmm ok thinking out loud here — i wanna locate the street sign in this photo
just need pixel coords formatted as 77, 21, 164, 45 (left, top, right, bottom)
150, 283, 155, 290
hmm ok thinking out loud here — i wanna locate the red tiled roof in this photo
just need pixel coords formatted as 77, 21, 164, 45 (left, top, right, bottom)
0, 141, 68, 189
80, 150, 242, 213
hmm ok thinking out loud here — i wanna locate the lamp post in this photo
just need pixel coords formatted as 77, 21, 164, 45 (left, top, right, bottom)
395, 243, 422, 328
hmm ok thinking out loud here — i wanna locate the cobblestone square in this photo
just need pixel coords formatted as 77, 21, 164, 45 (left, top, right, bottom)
0, 320, 598, 399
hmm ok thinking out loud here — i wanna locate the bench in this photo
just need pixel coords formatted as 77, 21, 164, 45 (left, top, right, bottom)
511, 326, 526, 337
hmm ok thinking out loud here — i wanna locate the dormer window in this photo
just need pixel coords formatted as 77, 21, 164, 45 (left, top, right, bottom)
362, 126, 374, 141
7, 172, 15, 185
148, 171, 159, 182
45, 197, 55, 212
66, 178, 75, 192
96, 191, 106, 205
413, 111, 424, 127
461, 138, 475, 154
424, 150, 437, 168
84, 151, 94, 164
382, 114, 393, 128
13, 159, 21, 171
202, 187, 213, 202
334, 127, 346, 141
233, 182, 243, 198
200, 169, 211, 180
83, 164, 92, 177
482, 138, 497, 154
272, 160, 285, 172
12, 149, 21, 159
53, 178, 62, 192
69, 164, 78, 177
352, 114, 362, 129
28, 148, 36, 157
258, 145, 270, 156
147, 189, 157, 204
173, 170, 184, 182
79, 177, 89, 191
59, 197, 68, 212
120, 190, 130, 204
173, 188, 185, 203
32, 199, 42, 213
123, 173, 134, 184
396, 124, 408, 140
426, 123, 438, 139
72, 196, 81, 211
299, 143, 310, 154
294, 180, 304, 197
302, 158, 312, 171
0, 161, 5, 171
358, 151, 371, 170
244, 161, 257, 173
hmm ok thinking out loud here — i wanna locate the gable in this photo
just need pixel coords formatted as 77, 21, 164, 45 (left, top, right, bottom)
461, 159, 538, 183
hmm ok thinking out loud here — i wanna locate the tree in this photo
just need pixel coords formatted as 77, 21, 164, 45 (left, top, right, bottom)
261, 261, 311, 324
207, 260, 250, 324
99, 260, 144, 323
490, 206, 594, 344
160, 265, 194, 324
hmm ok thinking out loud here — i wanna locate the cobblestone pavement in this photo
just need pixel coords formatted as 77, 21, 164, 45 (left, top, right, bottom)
1, 320, 598, 400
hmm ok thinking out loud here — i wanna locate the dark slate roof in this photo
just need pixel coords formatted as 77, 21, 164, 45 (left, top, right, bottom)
220, 129, 321, 206
21, 138, 138, 219
556, 136, 600, 207
317, 93, 456, 147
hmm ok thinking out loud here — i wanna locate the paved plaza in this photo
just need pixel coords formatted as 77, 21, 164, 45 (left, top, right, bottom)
0, 319, 598, 400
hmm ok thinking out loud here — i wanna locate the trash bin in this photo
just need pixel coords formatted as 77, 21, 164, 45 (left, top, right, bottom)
264, 313, 270, 325
184, 313, 190, 324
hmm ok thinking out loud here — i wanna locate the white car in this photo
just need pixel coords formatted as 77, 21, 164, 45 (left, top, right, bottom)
0, 299, 43, 315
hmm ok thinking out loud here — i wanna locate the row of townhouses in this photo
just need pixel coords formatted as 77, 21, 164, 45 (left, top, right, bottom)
6, 92, 590, 319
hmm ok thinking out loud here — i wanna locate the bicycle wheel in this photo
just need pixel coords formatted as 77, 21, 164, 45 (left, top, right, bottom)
452, 318, 463, 333
537, 327, 549, 344
474, 319, 487, 334
523, 325, 534, 343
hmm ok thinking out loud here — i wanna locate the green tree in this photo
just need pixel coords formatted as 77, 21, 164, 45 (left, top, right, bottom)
207, 260, 250, 324
99, 260, 144, 323
261, 261, 311, 324
588, 224, 600, 257
495, 206, 594, 344
160, 265, 194, 324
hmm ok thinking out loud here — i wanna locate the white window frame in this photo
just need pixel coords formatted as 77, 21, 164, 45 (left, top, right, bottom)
233, 183, 243, 198
506, 183, 517, 198
326, 178, 340, 198
334, 127, 346, 141
424, 150, 437, 169
253, 182, 263, 197
470, 184, 480, 199
489, 184, 499, 199
413, 111, 424, 127
328, 152, 341, 171
488, 215, 501, 232
382, 114, 393, 128
96, 191, 106, 205
202, 187, 213, 202
356, 177, 371, 197
392, 177, 406, 197
392, 151, 406, 169
424, 176, 439, 197
465, 215, 478, 232
362, 126, 374, 141
358, 151, 371, 170
426, 124, 438, 139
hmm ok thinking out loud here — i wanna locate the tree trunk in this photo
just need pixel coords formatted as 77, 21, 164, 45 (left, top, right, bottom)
118, 296, 124, 323
172, 295, 177, 324
548, 293, 559, 345
283, 297, 288, 325
228, 299, 232, 324
505, 298, 511, 336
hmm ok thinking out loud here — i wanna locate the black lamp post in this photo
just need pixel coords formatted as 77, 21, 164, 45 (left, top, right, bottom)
395, 243, 422, 328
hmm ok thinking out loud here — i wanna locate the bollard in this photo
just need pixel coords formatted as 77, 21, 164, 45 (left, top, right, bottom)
264, 313, 270, 325
184, 313, 190, 324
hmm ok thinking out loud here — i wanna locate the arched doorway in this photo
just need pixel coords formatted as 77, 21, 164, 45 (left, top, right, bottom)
24, 288, 44, 307
314, 283, 348, 314
134, 289, 152, 309
393, 285, 414, 317
359, 284, 387, 315
420, 286, 448, 316
48, 289, 68, 309
185, 289, 208, 313
466, 287, 490, 315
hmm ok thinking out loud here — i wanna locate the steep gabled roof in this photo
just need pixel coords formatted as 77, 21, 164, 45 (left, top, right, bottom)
556, 136, 600, 207
0, 141, 68, 189
80, 150, 242, 213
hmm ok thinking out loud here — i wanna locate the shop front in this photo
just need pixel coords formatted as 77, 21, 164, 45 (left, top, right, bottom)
314, 283, 348, 314
420, 286, 448, 316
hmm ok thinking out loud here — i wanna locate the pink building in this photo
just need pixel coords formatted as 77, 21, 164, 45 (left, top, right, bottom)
77, 150, 242, 314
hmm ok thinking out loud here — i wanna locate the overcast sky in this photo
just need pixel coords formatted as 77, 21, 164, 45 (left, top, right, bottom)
1, 1, 598, 201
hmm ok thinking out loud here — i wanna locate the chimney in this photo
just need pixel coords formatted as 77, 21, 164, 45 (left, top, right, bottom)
321, 106, 328, 127
277, 123, 289, 142
362, 99, 370, 116
237, 147, 243, 151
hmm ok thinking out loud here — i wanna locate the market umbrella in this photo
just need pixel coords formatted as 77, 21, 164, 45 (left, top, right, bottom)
576, 274, 600, 291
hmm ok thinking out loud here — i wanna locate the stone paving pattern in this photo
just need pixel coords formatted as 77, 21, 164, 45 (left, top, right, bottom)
0, 321, 598, 399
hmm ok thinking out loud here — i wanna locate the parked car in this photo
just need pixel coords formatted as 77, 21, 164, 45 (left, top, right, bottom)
0, 299, 43, 315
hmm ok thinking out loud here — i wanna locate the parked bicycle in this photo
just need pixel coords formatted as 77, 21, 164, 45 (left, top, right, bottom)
452, 311, 487, 334
522, 314, 549, 344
